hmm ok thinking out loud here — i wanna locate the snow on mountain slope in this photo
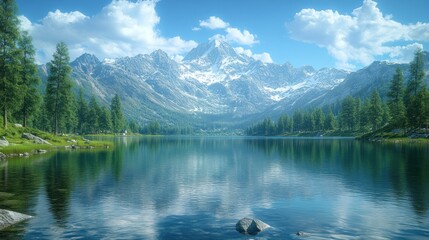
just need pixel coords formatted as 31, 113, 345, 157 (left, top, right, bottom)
42, 39, 370, 127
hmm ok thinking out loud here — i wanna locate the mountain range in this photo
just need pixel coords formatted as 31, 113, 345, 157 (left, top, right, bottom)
38, 39, 429, 129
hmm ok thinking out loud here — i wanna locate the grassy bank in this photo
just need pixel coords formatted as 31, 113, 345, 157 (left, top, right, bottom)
279, 130, 356, 138
358, 125, 429, 143
0, 125, 113, 156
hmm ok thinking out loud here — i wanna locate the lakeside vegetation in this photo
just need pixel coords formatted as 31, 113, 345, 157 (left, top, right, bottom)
246, 50, 429, 141
0, 124, 112, 155
0, 0, 131, 156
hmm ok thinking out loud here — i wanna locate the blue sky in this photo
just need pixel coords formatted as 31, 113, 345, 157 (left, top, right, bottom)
16, 0, 429, 70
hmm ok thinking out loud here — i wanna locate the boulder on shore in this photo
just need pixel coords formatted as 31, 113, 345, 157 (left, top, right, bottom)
0, 137, 9, 147
0, 209, 32, 230
22, 133, 51, 145
236, 217, 270, 235
0, 152, 6, 159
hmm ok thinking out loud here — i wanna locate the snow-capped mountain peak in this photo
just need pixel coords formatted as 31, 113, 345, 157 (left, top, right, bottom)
42, 41, 427, 128
184, 39, 245, 64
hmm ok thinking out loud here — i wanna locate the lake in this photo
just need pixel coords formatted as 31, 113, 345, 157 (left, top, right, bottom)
1, 136, 429, 239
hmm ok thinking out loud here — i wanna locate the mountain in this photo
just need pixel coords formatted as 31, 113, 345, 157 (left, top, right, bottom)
320, 52, 429, 106
38, 40, 429, 129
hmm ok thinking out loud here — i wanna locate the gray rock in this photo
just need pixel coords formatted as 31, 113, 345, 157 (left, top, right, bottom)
0, 209, 32, 230
0, 137, 9, 147
0, 152, 6, 159
22, 133, 51, 145
236, 217, 270, 235
36, 149, 47, 154
14, 123, 23, 128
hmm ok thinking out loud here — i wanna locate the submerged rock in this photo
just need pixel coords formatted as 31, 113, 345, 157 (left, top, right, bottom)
236, 217, 270, 235
36, 149, 47, 154
0, 209, 32, 230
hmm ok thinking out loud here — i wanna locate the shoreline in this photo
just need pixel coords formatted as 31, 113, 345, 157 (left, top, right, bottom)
0, 126, 113, 160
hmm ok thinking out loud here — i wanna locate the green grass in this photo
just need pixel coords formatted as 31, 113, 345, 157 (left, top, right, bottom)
358, 125, 429, 143
0, 125, 113, 155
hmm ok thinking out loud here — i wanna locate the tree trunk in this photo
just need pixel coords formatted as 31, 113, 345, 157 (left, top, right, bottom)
3, 107, 7, 129
23, 102, 27, 128
55, 115, 58, 135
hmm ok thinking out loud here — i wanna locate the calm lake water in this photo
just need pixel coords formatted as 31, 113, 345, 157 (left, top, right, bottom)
1, 136, 429, 239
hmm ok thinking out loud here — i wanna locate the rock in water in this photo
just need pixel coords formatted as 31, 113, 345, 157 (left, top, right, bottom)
236, 217, 270, 235
0, 209, 32, 230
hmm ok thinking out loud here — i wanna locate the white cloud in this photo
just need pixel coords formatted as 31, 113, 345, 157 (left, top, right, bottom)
389, 43, 423, 63
43, 9, 88, 25
197, 16, 259, 46
234, 47, 252, 57
287, 0, 429, 69
234, 47, 273, 63
199, 16, 229, 29
18, 16, 33, 31
252, 52, 273, 63
20, 0, 197, 63
225, 27, 258, 46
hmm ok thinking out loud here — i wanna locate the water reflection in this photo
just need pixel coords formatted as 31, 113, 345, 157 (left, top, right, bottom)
0, 136, 428, 239
246, 138, 429, 216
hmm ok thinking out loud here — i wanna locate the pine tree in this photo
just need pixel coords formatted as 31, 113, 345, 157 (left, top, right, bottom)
110, 94, 124, 133
88, 96, 100, 133
99, 106, 112, 133
340, 96, 357, 131
128, 119, 139, 133
76, 89, 89, 134
313, 108, 325, 131
368, 89, 383, 130
387, 68, 406, 129
45, 42, 73, 135
405, 49, 425, 128
381, 102, 390, 127
324, 108, 336, 131
17, 31, 40, 127
292, 110, 304, 132
277, 114, 292, 134
406, 49, 425, 98
32, 98, 50, 132
65, 96, 78, 133
0, 0, 21, 128
359, 99, 370, 132
414, 87, 429, 128
303, 111, 315, 131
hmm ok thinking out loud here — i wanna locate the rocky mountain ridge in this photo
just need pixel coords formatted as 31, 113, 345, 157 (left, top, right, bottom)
38, 39, 429, 129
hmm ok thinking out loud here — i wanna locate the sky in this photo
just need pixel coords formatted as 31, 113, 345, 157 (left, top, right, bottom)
16, 0, 429, 70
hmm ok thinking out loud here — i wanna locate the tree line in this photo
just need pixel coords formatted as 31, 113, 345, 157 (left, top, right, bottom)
0, 0, 126, 134
247, 50, 428, 136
